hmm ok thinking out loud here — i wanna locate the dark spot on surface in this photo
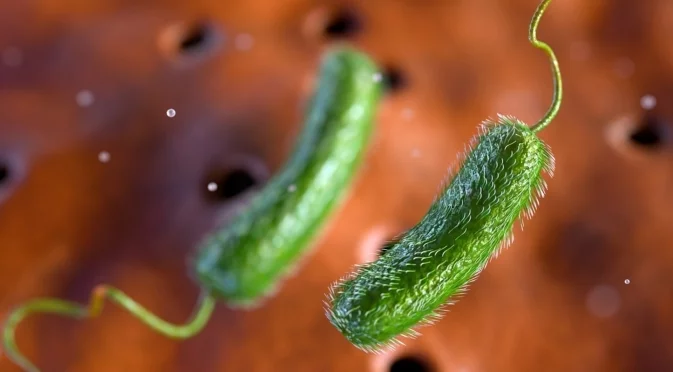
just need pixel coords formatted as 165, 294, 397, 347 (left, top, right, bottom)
382, 66, 408, 93
629, 115, 668, 148
323, 8, 363, 38
0, 154, 27, 204
205, 168, 258, 201
389, 355, 433, 372
627, 305, 673, 370
539, 221, 615, 289
443, 61, 479, 108
160, 21, 223, 60
598, 0, 644, 45
178, 22, 217, 54
0, 164, 9, 185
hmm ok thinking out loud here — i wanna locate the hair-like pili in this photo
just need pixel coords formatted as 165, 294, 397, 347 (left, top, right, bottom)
325, 0, 562, 352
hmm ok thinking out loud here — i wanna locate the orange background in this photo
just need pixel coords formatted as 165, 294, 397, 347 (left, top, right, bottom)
0, 0, 672, 371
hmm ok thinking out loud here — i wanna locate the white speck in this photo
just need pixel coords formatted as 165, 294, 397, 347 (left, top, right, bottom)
98, 151, 110, 163
235, 33, 254, 50
76, 90, 95, 107
640, 94, 657, 110
287, 184, 297, 192
207, 182, 218, 192
2, 47, 23, 67
624, 279, 630, 285
372, 73, 383, 83
411, 149, 421, 158
402, 108, 414, 120
586, 285, 621, 318
614, 57, 635, 79
167, 108, 176, 117
569, 41, 591, 61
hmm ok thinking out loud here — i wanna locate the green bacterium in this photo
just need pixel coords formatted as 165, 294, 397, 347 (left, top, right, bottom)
325, 0, 562, 352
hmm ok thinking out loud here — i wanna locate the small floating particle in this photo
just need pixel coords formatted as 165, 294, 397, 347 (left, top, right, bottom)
586, 285, 621, 318
76, 90, 95, 107
167, 108, 176, 117
640, 95, 657, 110
1, 47, 23, 67
235, 33, 254, 50
98, 151, 110, 163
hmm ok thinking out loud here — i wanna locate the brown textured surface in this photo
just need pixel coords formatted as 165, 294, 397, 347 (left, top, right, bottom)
1, 0, 672, 371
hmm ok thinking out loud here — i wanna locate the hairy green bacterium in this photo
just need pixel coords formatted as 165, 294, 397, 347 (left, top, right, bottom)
326, 0, 561, 352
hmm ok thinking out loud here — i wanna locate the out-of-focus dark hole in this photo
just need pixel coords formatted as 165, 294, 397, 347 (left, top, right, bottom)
0, 164, 9, 185
389, 355, 432, 372
629, 115, 667, 148
382, 66, 408, 93
206, 168, 258, 201
178, 22, 215, 54
323, 8, 363, 38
